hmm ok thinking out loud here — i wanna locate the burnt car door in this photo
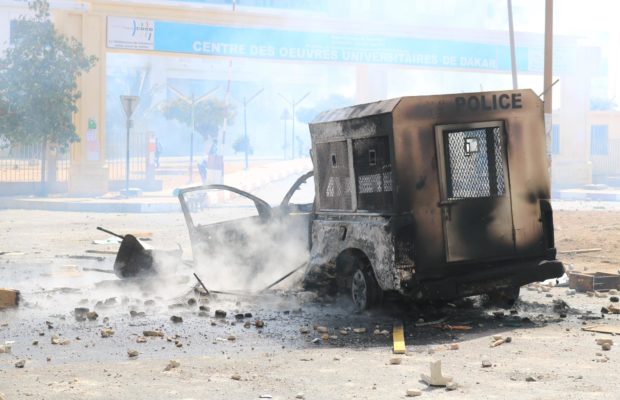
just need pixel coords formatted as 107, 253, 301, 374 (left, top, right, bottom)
178, 172, 314, 291
435, 121, 516, 263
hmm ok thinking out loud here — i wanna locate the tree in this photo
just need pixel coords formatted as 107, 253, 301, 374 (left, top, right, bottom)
161, 96, 236, 154
0, 0, 97, 195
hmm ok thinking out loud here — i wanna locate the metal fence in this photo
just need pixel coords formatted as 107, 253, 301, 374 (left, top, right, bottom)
105, 129, 149, 182
0, 142, 70, 184
592, 139, 620, 183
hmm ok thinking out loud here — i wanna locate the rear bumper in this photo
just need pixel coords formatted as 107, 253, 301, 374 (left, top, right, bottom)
414, 258, 565, 301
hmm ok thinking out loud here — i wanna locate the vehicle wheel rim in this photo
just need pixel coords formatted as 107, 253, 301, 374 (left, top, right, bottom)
351, 269, 368, 310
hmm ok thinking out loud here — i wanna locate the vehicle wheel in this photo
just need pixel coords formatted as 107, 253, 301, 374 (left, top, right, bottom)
350, 267, 381, 310
486, 286, 520, 308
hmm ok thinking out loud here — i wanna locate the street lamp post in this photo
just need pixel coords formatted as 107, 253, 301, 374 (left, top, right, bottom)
278, 92, 310, 159
119, 95, 140, 196
242, 88, 264, 170
168, 85, 219, 183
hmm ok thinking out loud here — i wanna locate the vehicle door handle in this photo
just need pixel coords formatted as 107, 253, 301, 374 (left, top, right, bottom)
438, 200, 456, 221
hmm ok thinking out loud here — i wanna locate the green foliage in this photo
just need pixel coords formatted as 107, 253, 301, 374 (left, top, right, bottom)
0, 0, 97, 147
232, 134, 253, 155
161, 96, 236, 141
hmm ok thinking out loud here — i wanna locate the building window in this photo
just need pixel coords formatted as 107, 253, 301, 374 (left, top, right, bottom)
591, 125, 609, 156
551, 124, 560, 155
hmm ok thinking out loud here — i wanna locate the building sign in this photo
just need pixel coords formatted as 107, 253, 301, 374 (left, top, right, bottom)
107, 17, 568, 73
107, 17, 155, 50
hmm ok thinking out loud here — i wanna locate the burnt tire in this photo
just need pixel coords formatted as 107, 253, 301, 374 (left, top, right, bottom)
350, 267, 381, 311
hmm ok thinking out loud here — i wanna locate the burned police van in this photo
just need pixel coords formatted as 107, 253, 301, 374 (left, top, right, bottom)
303, 89, 564, 309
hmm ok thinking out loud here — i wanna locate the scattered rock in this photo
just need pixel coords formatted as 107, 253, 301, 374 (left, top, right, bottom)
235, 313, 245, 320
406, 389, 422, 397
14, 359, 25, 369
295, 393, 305, 399
86, 311, 98, 320
609, 289, 618, 295
164, 360, 180, 371
566, 289, 576, 296
595, 292, 607, 298
170, 315, 183, 323
601, 307, 610, 314
596, 338, 613, 346
353, 327, 367, 334
51, 335, 70, 345
187, 298, 197, 306
602, 343, 612, 351
215, 310, 227, 318
609, 304, 620, 314
227, 335, 236, 341
244, 312, 252, 318
127, 349, 139, 358
136, 336, 147, 343
32, 340, 38, 346
446, 382, 458, 391
525, 376, 537, 382
199, 305, 210, 312
610, 296, 619, 303
481, 359, 492, 368
143, 330, 164, 337
231, 373, 241, 381
448, 343, 459, 350
299, 326, 310, 334
130, 310, 145, 318
316, 326, 328, 334
74, 307, 89, 321
421, 360, 452, 387
101, 328, 114, 338
389, 357, 402, 365
104, 297, 117, 306
311, 338, 321, 344
545, 293, 553, 298
255, 320, 264, 328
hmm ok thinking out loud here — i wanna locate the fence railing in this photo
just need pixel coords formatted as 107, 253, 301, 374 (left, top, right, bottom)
0, 143, 70, 183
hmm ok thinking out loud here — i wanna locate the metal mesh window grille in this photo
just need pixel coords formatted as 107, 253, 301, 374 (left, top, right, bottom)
353, 136, 393, 211
315, 141, 352, 210
444, 127, 506, 199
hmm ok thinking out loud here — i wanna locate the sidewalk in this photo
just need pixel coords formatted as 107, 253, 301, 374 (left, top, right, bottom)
0, 158, 312, 213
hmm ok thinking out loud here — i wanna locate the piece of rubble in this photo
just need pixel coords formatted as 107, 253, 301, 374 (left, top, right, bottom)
316, 326, 328, 333
353, 327, 367, 334
321, 334, 329, 341
170, 315, 183, 323
51, 336, 70, 346
609, 304, 620, 314
0, 289, 20, 309
448, 343, 459, 350
389, 357, 402, 365
164, 360, 180, 371
596, 338, 613, 346
595, 292, 608, 298
446, 382, 458, 391
199, 305, 209, 312
235, 313, 244, 320
421, 360, 453, 387
602, 343, 612, 351
14, 359, 25, 369
609, 289, 618, 295
525, 376, 537, 382
143, 330, 164, 337
406, 389, 422, 397
231, 373, 241, 380
228, 335, 236, 341
86, 311, 98, 320
255, 320, 264, 328
74, 307, 89, 321
127, 349, 139, 358
299, 326, 310, 334
101, 328, 114, 338
610, 296, 619, 303
187, 298, 197, 306
136, 336, 147, 343
481, 359, 492, 368
566, 289, 576, 296
295, 393, 305, 399
215, 310, 227, 318
0, 341, 14, 354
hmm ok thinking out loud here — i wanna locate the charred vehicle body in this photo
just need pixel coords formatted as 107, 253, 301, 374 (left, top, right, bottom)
178, 89, 564, 310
